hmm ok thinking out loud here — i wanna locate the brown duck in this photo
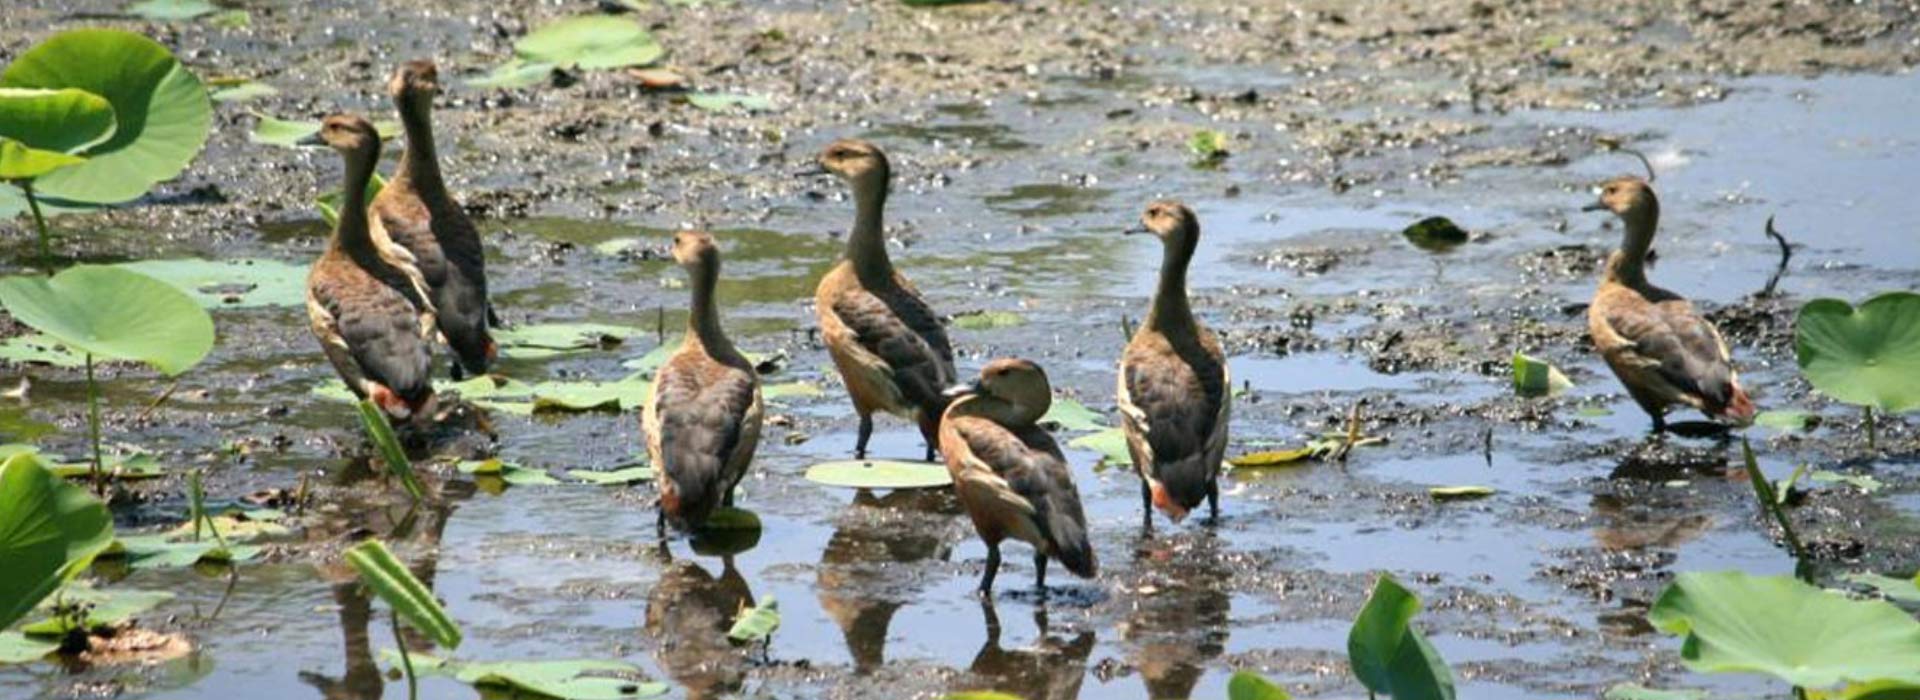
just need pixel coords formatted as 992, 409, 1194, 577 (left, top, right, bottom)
939, 358, 1096, 594
303, 115, 437, 420
372, 59, 496, 380
643, 231, 763, 530
1120, 201, 1230, 530
801, 139, 956, 461
1584, 176, 1755, 431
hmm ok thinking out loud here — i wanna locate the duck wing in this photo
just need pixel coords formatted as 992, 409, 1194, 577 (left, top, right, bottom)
1595, 295, 1741, 409
649, 355, 760, 519
951, 418, 1094, 575
308, 265, 434, 403
826, 280, 957, 411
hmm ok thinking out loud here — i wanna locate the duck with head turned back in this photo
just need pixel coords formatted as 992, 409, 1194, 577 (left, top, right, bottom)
644, 231, 763, 531
1120, 200, 1230, 533
799, 139, 957, 462
302, 115, 437, 422
1583, 176, 1756, 432
373, 59, 497, 381
940, 358, 1096, 595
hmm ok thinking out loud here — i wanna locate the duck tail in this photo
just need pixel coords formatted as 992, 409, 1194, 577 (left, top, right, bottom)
1720, 384, 1757, 427
1043, 501, 1098, 579
661, 460, 721, 528
1154, 456, 1213, 519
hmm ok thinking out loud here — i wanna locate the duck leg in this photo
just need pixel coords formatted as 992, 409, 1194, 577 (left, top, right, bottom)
1033, 551, 1049, 595
855, 413, 874, 459
1207, 479, 1220, 524
979, 542, 1001, 595
1139, 478, 1155, 535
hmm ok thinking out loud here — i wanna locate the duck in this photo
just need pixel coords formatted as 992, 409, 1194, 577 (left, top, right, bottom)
302, 114, 437, 421
371, 59, 497, 381
1584, 176, 1755, 432
939, 358, 1096, 594
643, 231, 763, 530
1119, 200, 1230, 532
800, 139, 956, 462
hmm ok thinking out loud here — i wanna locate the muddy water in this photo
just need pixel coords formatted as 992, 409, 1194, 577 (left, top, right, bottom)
4, 7, 1920, 699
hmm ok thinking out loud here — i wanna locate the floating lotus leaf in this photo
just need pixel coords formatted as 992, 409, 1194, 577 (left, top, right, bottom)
1796, 292, 1920, 414
515, 16, 665, 70
804, 460, 951, 490
0, 265, 214, 376
1649, 570, 1920, 690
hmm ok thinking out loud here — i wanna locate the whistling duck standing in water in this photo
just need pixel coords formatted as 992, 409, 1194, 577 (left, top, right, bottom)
1584, 176, 1756, 432
644, 231, 764, 530
801, 139, 957, 462
939, 358, 1096, 594
1120, 201, 1230, 532
372, 59, 496, 380
303, 115, 437, 421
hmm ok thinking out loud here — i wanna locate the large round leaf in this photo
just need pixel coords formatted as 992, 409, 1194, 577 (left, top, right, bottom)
0, 453, 114, 629
804, 459, 952, 490
0, 88, 116, 154
0, 265, 214, 376
1796, 292, 1920, 413
515, 16, 664, 70
0, 140, 85, 181
1648, 570, 1920, 689
0, 29, 211, 203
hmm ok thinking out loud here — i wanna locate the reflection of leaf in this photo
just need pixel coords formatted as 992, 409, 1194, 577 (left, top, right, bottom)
1512, 351, 1572, 398
1648, 570, 1920, 689
1347, 574, 1456, 700
345, 539, 461, 649
1041, 396, 1106, 432
0, 454, 115, 629
804, 460, 951, 490
727, 595, 779, 642
1796, 292, 1920, 413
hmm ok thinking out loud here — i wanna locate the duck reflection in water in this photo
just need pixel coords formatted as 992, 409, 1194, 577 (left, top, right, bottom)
1124, 535, 1231, 700
644, 545, 755, 700
300, 500, 459, 700
817, 488, 960, 673
951, 598, 1096, 700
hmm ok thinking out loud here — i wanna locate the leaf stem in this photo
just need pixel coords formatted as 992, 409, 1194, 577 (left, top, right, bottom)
1741, 439, 1808, 577
1864, 406, 1876, 452
85, 353, 104, 498
392, 609, 418, 700
23, 181, 52, 271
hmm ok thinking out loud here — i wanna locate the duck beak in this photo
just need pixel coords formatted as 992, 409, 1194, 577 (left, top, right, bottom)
294, 131, 326, 147
793, 162, 830, 178
1581, 200, 1607, 212
1123, 224, 1152, 236
941, 379, 982, 400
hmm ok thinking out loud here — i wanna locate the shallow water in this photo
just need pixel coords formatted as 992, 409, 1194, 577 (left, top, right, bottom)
3, 19, 1919, 700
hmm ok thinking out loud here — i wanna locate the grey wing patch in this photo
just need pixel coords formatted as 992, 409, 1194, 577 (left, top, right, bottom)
1609, 304, 1739, 407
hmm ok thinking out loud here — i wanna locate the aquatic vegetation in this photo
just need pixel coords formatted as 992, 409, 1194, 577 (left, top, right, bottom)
0, 87, 113, 260
1648, 570, 1920, 694
1511, 351, 1572, 398
471, 16, 665, 88
117, 258, 310, 308
1428, 485, 1495, 500
356, 400, 426, 503
1188, 129, 1230, 167
1754, 409, 1817, 433
686, 92, 776, 113
1401, 217, 1468, 253
0, 29, 212, 206
1228, 671, 1293, 700
396, 653, 669, 699
726, 595, 780, 644
1347, 574, 1456, 700
0, 453, 113, 631
949, 309, 1028, 331
346, 539, 459, 700
1794, 291, 1920, 448
1040, 395, 1106, 431
0, 266, 214, 494
250, 114, 399, 148
803, 459, 952, 489
314, 171, 386, 229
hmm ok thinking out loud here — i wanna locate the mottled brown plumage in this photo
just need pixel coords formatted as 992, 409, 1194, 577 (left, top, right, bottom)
805, 139, 956, 461
939, 358, 1095, 594
1584, 177, 1755, 431
304, 114, 437, 421
644, 231, 763, 530
1119, 201, 1230, 530
372, 59, 496, 380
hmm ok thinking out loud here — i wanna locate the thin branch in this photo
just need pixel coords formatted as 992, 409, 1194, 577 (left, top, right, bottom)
1759, 215, 1793, 298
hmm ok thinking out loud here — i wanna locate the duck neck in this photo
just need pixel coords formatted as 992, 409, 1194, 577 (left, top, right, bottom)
846, 176, 893, 283
685, 261, 739, 360
332, 145, 381, 262
1610, 204, 1657, 287
1145, 230, 1198, 334
393, 96, 445, 196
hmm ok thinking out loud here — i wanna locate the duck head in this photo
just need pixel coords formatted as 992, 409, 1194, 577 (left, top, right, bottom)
671, 230, 721, 274
1127, 199, 1199, 243
944, 358, 1053, 425
388, 59, 442, 107
797, 139, 890, 191
1583, 176, 1658, 222
298, 114, 381, 157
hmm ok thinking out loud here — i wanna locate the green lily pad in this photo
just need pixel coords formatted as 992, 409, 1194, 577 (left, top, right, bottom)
346, 539, 462, 649
208, 81, 275, 103
1808, 470, 1884, 494
494, 322, 643, 359
111, 534, 261, 569
727, 595, 779, 643
0, 87, 117, 161
1040, 396, 1106, 431
392, 652, 667, 700
0, 333, 85, 368
1348, 573, 1457, 700
126, 0, 218, 20
1512, 351, 1572, 398
763, 381, 823, 401
686, 92, 775, 113
564, 465, 655, 485
49, 452, 166, 481
621, 342, 677, 374
0, 631, 58, 664
0, 453, 114, 630
253, 114, 400, 148
0, 265, 215, 375
1429, 485, 1495, 500
804, 459, 951, 490
1402, 216, 1469, 252
1796, 292, 1920, 414
1603, 684, 1707, 700
1648, 570, 1920, 689
515, 16, 665, 70
0, 29, 212, 204
1755, 409, 1816, 433
1228, 671, 1293, 700
116, 258, 309, 309
1068, 427, 1130, 465
466, 60, 555, 90
950, 310, 1027, 331
457, 459, 561, 486
1229, 447, 1315, 468
21, 584, 172, 635
1841, 573, 1920, 605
